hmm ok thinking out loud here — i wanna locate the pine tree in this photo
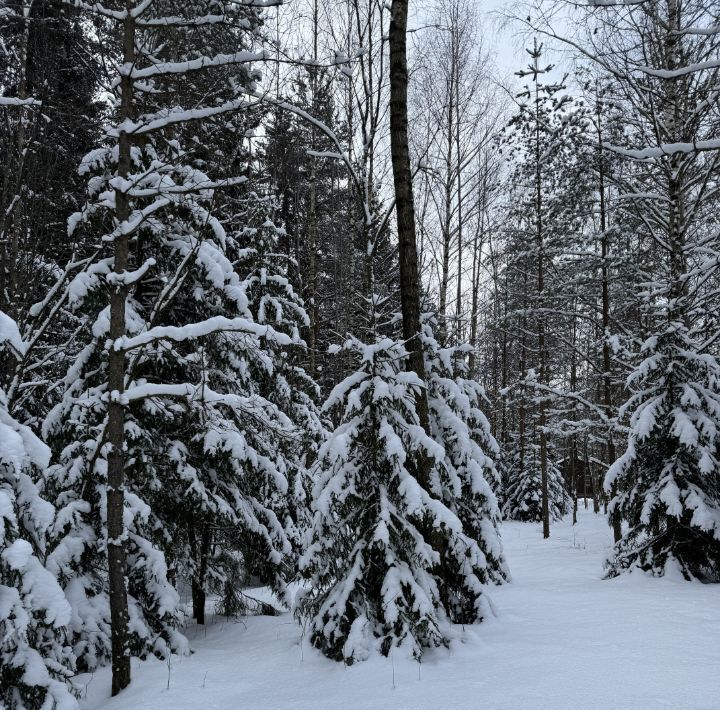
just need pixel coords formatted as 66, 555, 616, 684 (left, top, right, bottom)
1, 311, 78, 710
492, 45, 586, 532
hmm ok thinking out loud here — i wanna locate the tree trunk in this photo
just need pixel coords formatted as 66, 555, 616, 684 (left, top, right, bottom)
190, 522, 211, 625
388, 0, 430, 450
389, 1, 449, 601
306, 0, 319, 376
439, 159, 453, 343
534, 70, 550, 540
107, 0, 134, 695
570, 440, 578, 525
596, 96, 622, 544
453, 37, 463, 345
519, 293, 527, 483
468, 176, 485, 375
569, 310, 578, 526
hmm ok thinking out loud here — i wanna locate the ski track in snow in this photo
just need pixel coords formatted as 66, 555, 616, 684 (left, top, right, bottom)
82, 508, 719, 710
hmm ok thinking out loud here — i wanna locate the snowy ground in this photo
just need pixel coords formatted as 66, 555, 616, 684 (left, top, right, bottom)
82, 507, 720, 710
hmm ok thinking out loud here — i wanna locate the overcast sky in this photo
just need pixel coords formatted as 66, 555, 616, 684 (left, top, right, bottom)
480, 0, 528, 81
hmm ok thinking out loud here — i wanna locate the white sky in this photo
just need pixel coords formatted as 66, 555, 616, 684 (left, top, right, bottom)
472, 0, 576, 93
479, 0, 530, 82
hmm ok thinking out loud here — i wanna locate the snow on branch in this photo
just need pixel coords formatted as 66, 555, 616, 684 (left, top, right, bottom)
0, 97, 41, 107
587, 0, 648, 5
113, 316, 293, 352
121, 51, 268, 80
680, 24, 720, 36
103, 197, 170, 242
112, 175, 248, 197
306, 149, 347, 161
616, 192, 672, 202
636, 60, 720, 78
123, 382, 275, 416
0, 310, 26, 358
136, 14, 228, 27
111, 97, 260, 136
225, 0, 284, 6
106, 258, 156, 287
603, 139, 720, 159
69, 0, 127, 20
129, 0, 155, 18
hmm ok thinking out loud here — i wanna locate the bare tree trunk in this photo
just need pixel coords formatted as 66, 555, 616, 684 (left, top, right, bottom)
306, 0, 319, 376
453, 35, 463, 344
107, 1, 134, 695
584, 435, 599, 514
583, 445, 589, 510
569, 305, 578, 525
389, 0, 454, 607
501, 265, 509, 448
438, 88, 454, 345
188, 520, 210, 624
389, 0, 430, 445
519, 280, 527, 483
570, 440, 578, 525
596, 95, 622, 544
534, 68, 550, 539
468, 175, 485, 374
196, 525, 211, 625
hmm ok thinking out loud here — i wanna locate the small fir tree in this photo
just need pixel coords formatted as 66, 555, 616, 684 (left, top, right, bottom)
1, 311, 78, 710
298, 336, 455, 662
605, 330, 720, 581
422, 319, 509, 603
503, 438, 571, 523
299, 326, 504, 662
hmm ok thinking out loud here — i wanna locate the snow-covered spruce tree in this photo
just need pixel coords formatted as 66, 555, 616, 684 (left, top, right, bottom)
592, 0, 720, 581
298, 337, 449, 662
41, 150, 198, 671
299, 325, 503, 661
422, 318, 508, 600
1, 311, 78, 710
38, 0, 290, 692
42, 138, 309, 657
605, 333, 720, 580
502, 435, 571, 523
131, 203, 301, 621
235, 200, 327, 553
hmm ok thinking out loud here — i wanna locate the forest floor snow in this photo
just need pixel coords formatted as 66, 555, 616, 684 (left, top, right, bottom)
82, 506, 719, 710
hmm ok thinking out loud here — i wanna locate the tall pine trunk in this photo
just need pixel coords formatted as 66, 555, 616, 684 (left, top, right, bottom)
388, 0, 430, 449
595, 94, 622, 543
107, 0, 134, 695
534, 73, 550, 539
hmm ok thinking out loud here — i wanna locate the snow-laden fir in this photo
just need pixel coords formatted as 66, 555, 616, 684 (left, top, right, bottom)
1, 312, 78, 710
